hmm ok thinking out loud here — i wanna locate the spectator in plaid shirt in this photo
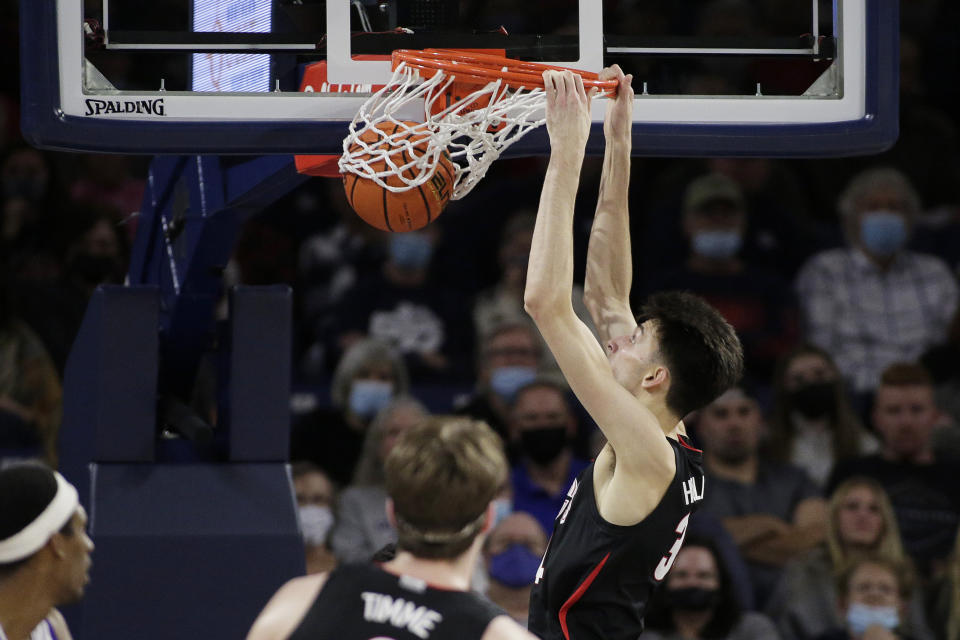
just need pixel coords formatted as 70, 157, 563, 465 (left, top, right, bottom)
795, 167, 958, 408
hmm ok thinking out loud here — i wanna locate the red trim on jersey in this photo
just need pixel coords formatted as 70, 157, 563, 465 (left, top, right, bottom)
677, 435, 702, 453
558, 552, 611, 640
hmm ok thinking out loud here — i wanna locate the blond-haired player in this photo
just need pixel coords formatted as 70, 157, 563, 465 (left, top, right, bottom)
247, 417, 537, 640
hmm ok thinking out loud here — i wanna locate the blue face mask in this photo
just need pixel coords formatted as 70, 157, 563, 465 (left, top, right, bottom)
389, 232, 434, 270
846, 603, 899, 635
491, 497, 512, 528
860, 211, 907, 257
691, 230, 742, 259
488, 544, 542, 588
489, 366, 537, 401
348, 380, 393, 418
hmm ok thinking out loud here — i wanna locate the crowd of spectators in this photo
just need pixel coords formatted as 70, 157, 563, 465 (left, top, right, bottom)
2, 0, 960, 638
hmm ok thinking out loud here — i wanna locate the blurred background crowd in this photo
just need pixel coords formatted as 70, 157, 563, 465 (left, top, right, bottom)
2, 0, 960, 638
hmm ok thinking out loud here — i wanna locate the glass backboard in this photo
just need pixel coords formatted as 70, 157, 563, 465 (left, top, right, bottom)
19, 0, 898, 156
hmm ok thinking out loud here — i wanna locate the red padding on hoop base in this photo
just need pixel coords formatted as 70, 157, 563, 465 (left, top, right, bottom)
295, 55, 389, 178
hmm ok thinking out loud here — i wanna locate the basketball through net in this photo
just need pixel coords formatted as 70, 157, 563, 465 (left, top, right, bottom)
338, 49, 618, 202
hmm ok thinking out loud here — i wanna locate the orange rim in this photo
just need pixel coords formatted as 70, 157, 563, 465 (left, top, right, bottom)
391, 49, 619, 92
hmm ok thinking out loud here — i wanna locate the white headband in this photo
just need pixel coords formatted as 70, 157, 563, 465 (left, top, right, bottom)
0, 472, 79, 563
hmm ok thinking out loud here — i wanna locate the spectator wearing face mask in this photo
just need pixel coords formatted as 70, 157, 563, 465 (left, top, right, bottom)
643, 537, 781, 640
329, 397, 428, 564
291, 461, 338, 575
290, 338, 409, 486
695, 386, 828, 609
814, 556, 919, 640
483, 512, 548, 626
766, 477, 934, 640
328, 225, 474, 382
454, 317, 544, 445
795, 168, 959, 410
644, 172, 798, 384
768, 345, 879, 488
507, 379, 588, 535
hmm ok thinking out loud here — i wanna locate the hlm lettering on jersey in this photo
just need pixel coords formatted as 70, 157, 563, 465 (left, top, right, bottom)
682, 475, 704, 506
360, 592, 443, 639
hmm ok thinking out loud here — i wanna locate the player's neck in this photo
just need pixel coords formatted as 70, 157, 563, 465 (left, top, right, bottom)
645, 400, 682, 438
0, 573, 55, 640
383, 547, 478, 592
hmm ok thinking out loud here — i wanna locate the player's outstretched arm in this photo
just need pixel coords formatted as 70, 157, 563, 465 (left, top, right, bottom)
583, 65, 637, 346
246, 574, 327, 640
525, 71, 674, 499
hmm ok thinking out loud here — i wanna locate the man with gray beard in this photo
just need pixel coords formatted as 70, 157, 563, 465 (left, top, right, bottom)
694, 387, 827, 609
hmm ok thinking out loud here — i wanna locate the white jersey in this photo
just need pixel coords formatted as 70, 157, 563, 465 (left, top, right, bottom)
30, 620, 57, 640
1, 619, 58, 640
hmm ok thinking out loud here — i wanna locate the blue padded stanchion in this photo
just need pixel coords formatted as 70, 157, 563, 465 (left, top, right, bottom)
81, 463, 304, 640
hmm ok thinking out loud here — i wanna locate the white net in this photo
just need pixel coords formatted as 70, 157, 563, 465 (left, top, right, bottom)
338, 61, 550, 201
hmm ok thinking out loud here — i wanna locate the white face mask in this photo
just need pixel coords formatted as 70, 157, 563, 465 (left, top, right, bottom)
846, 603, 899, 635
298, 505, 334, 546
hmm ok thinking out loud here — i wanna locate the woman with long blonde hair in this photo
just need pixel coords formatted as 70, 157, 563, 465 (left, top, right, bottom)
765, 476, 933, 640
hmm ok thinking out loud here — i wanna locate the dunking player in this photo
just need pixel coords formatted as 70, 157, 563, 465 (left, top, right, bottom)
523, 66, 744, 639
0, 464, 94, 640
247, 417, 537, 640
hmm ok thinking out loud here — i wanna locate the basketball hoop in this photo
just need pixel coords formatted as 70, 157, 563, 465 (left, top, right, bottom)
338, 49, 619, 201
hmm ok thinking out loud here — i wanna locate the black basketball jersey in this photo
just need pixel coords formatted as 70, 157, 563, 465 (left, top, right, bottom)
527, 436, 705, 640
288, 563, 505, 640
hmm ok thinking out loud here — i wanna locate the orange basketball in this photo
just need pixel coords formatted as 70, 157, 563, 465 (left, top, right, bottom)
343, 122, 456, 232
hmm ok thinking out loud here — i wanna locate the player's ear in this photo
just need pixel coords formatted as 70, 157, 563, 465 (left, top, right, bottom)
385, 499, 397, 529
47, 531, 68, 559
481, 502, 496, 534
641, 366, 669, 391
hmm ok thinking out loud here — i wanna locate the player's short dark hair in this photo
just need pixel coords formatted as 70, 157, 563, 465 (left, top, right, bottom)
0, 463, 73, 579
639, 291, 743, 417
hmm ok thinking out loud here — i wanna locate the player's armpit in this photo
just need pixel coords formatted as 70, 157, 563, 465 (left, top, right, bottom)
481, 615, 541, 640
246, 574, 327, 640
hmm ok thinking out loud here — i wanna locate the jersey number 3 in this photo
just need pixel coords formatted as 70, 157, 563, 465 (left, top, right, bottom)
653, 513, 690, 581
